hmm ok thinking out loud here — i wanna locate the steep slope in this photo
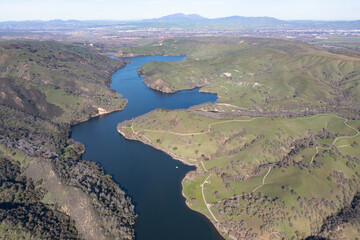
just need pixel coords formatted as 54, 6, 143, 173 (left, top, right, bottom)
0, 40, 127, 123
0, 40, 135, 240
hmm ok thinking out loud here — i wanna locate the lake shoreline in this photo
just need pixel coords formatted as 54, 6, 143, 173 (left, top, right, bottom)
117, 124, 198, 167
117, 124, 229, 239
72, 55, 222, 239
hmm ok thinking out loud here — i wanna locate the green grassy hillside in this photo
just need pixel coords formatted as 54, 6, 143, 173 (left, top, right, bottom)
119, 110, 360, 239
0, 40, 127, 123
118, 38, 360, 240
123, 37, 360, 116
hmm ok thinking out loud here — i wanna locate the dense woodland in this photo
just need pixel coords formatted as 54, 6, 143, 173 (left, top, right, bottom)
0, 157, 79, 239
0, 41, 135, 239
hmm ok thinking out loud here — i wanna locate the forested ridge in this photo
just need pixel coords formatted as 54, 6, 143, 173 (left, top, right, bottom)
0, 40, 135, 239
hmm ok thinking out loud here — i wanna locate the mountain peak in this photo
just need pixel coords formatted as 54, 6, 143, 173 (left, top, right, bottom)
151, 13, 207, 22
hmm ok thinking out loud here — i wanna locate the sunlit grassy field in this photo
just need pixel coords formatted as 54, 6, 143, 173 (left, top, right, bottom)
121, 109, 360, 239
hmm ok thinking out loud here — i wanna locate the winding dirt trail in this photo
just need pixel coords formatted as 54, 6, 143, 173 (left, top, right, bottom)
251, 166, 272, 193
200, 161, 208, 172
133, 114, 358, 138
201, 173, 219, 223
310, 146, 331, 164
332, 119, 359, 145
337, 145, 351, 148
310, 118, 359, 165
129, 114, 359, 224
132, 118, 257, 136
219, 85, 228, 94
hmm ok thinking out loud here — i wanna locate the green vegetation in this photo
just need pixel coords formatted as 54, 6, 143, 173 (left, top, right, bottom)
120, 110, 360, 239
0, 40, 127, 123
118, 37, 360, 240
123, 37, 360, 117
0, 40, 135, 240
0, 157, 79, 239
312, 37, 360, 52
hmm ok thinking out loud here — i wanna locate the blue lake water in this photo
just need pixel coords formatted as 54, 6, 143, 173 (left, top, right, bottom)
71, 55, 223, 239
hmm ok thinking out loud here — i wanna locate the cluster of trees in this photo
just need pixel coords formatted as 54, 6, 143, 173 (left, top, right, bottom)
0, 158, 79, 239
0, 106, 136, 239
0, 106, 69, 154
212, 125, 360, 239
291, 168, 360, 235
0, 78, 64, 120
210, 121, 355, 191
52, 157, 135, 239
306, 192, 360, 239
216, 183, 360, 239
212, 131, 264, 159
1, 119, 136, 239
190, 106, 360, 121
216, 193, 288, 239
0, 40, 128, 125
320, 192, 360, 235
253, 127, 349, 180
219, 219, 258, 240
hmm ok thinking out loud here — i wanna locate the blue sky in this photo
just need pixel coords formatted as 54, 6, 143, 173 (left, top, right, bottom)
1, 0, 359, 21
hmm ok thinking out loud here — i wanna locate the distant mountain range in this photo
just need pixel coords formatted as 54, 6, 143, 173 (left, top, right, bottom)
141, 13, 360, 30
1, 13, 359, 30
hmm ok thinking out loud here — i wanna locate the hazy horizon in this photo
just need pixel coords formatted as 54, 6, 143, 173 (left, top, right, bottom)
1, 0, 359, 22
1, 13, 360, 23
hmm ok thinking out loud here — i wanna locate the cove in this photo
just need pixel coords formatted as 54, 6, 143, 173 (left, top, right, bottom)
71, 55, 224, 240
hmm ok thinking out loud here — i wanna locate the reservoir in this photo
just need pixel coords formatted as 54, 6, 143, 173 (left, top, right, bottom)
71, 55, 223, 239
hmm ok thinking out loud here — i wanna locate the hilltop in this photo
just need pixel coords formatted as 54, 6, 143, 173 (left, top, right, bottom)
148, 13, 207, 22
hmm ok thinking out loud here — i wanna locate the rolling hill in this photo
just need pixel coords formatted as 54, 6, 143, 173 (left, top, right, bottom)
117, 37, 360, 239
